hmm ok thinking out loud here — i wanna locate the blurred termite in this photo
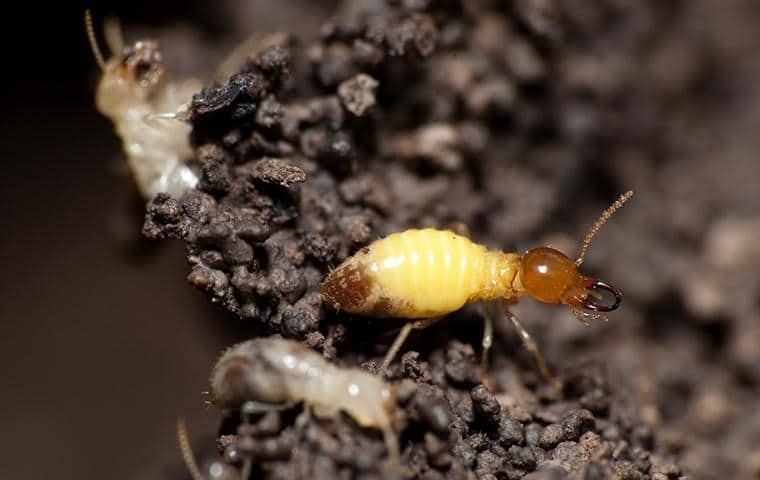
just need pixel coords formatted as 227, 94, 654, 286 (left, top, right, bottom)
322, 191, 634, 388
85, 10, 202, 199
209, 337, 400, 462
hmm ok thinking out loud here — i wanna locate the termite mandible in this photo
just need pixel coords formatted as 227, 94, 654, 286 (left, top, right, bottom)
322, 191, 633, 387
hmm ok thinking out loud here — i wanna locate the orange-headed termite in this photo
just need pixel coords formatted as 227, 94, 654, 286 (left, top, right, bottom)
322, 191, 633, 386
85, 10, 201, 200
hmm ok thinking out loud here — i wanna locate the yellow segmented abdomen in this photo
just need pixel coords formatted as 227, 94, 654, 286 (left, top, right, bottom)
322, 228, 522, 319
367, 229, 486, 317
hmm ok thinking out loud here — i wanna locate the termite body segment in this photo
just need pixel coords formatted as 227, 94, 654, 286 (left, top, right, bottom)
210, 338, 399, 461
322, 191, 633, 384
322, 229, 525, 374
86, 11, 201, 199
322, 229, 521, 318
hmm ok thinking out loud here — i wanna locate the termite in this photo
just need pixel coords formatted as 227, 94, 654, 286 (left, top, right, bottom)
322, 191, 633, 387
209, 337, 400, 462
85, 10, 202, 200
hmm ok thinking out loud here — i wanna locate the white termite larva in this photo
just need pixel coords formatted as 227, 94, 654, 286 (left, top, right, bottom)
85, 10, 202, 200
209, 337, 399, 461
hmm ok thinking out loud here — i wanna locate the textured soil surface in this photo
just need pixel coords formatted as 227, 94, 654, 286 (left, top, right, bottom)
134, 1, 760, 479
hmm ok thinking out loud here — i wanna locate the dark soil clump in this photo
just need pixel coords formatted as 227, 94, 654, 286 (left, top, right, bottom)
142, 1, 760, 478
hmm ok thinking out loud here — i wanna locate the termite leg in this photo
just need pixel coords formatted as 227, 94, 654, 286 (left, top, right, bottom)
240, 455, 253, 480
500, 301, 564, 391
382, 323, 413, 369
237, 405, 258, 480
381, 322, 414, 368
382, 424, 400, 465
294, 403, 313, 435
480, 302, 495, 387
381, 317, 442, 369
144, 111, 185, 125
240, 400, 292, 415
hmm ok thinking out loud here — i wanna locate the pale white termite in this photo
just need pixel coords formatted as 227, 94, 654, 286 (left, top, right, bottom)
209, 337, 399, 461
85, 10, 202, 199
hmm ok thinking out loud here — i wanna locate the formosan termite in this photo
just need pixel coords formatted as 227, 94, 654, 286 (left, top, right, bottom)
85, 10, 202, 200
209, 337, 400, 462
322, 191, 634, 387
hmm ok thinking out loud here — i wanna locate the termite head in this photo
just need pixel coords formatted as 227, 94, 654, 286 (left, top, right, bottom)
114, 40, 164, 88
96, 40, 165, 115
519, 246, 621, 323
85, 10, 166, 116
518, 191, 633, 324
208, 340, 290, 409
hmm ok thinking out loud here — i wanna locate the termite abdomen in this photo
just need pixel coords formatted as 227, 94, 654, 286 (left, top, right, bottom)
322, 229, 520, 318
321, 257, 376, 314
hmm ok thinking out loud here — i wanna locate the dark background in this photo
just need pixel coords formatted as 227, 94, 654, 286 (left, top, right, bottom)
0, 2, 331, 479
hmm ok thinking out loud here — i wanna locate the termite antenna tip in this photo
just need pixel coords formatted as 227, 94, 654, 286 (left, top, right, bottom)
575, 190, 634, 266
84, 9, 106, 70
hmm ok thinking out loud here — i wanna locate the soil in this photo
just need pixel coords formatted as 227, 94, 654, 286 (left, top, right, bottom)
137, 1, 760, 479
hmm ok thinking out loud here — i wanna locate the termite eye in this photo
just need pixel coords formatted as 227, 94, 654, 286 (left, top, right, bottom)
519, 247, 583, 305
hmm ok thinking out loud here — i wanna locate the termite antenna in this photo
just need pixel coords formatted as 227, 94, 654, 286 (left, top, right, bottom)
84, 9, 106, 70
575, 190, 634, 266
176, 418, 207, 480
103, 15, 124, 54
